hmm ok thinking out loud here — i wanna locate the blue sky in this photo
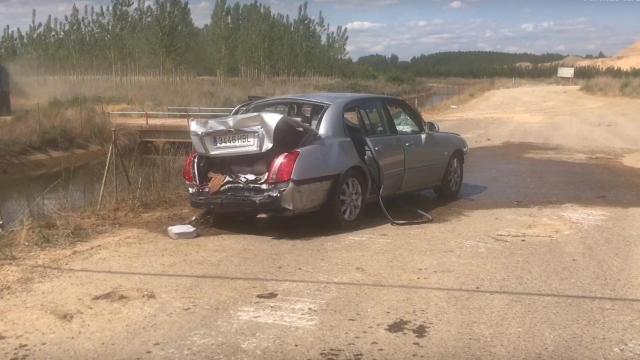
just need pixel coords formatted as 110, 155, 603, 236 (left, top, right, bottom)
1, 0, 639, 59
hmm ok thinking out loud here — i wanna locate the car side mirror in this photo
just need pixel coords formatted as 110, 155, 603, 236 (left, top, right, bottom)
426, 121, 439, 133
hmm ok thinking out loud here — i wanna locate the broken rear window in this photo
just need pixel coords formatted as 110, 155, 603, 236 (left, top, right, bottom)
243, 101, 328, 129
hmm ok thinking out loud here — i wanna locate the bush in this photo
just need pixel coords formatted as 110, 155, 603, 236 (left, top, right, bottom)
581, 76, 640, 98
0, 96, 111, 154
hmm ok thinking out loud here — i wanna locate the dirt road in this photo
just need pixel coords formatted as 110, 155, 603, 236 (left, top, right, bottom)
2, 85, 640, 359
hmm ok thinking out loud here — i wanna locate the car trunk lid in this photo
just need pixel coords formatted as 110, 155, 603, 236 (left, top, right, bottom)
190, 112, 317, 157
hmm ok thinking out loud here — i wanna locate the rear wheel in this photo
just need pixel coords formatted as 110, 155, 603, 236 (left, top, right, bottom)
326, 169, 366, 227
435, 153, 463, 198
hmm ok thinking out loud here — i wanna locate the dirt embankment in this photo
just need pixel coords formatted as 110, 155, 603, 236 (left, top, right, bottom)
0, 146, 105, 178
575, 40, 640, 70
433, 85, 640, 159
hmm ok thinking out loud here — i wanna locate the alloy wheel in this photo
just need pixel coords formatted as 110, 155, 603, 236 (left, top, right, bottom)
448, 157, 462, 192
340, 177, 363, 221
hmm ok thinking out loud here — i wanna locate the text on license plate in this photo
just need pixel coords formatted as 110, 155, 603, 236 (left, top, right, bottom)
214, 133, 256, 147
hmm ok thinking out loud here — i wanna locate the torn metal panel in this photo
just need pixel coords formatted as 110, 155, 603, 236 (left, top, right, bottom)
280, 179, 333, 212
190, 112, 317, 157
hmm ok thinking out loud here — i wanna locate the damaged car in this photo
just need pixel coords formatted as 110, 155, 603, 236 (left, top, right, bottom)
183, 93, 468, 226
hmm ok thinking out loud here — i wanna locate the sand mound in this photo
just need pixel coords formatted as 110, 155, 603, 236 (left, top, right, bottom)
575, 40, 640, 70
558, 55, 583, 66
617, 41, 640, 57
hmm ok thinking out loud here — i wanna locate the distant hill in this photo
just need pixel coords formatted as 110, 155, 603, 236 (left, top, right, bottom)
576, 41, 640, 70
356, 51, 565, 78
556, 55, 584, 66
618, 41, 640, 57
409, 51, 565, 67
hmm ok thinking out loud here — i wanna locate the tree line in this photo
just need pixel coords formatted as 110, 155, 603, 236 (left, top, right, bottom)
0, 0, 348, 78
0, 0, 638, 79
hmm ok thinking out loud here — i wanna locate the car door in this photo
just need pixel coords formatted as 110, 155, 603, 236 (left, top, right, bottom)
385, 99, 442, 191
344, 101, 404, 196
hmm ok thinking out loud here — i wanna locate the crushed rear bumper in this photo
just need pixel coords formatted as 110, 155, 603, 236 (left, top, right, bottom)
187, 177, 335, 215
189, 186, 287, 214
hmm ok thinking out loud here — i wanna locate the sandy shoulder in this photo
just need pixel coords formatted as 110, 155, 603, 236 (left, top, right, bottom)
429, 85, 640, 163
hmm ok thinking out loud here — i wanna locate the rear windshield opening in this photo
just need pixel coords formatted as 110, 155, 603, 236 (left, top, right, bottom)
243, 101, 328, 129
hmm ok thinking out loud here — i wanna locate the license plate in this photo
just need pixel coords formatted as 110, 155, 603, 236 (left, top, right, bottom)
213, 133, 256, 148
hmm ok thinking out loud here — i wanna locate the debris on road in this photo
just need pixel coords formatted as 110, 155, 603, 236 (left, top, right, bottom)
92, 288, 156, 302
256, 292, 279, 299
167, 224, 199, 240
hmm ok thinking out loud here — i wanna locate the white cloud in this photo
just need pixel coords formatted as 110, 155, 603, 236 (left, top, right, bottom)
521, 23, 534, 32
191, 0, 212, 25
345, 17, 637, 59
346, 21, 385, 31
314, 0, 399, 9
449, 1, 464, 9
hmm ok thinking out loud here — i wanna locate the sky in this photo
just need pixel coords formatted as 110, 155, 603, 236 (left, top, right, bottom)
0, 0, 639, 59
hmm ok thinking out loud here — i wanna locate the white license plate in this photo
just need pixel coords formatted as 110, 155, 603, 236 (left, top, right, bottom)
213, 133, 256, 148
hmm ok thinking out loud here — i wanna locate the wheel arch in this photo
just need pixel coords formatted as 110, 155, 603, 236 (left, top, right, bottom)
452, 148, 465, 164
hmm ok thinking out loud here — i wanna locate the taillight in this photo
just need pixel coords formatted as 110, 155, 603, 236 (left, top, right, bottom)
267, 151, 300, 184
183, 151, 197, 184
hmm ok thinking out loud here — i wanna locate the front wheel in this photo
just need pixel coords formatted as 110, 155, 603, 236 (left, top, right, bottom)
325, 169, 366, 227
435, 154, 463, 198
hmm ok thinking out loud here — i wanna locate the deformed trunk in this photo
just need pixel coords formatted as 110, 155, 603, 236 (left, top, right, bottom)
189, 113, 318, 192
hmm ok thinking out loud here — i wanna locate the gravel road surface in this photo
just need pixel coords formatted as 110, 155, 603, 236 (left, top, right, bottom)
1, 85, 640, 360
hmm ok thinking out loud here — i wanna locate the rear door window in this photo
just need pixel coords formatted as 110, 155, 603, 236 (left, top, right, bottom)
344, 107, 361, 128
359, 101, 390, 136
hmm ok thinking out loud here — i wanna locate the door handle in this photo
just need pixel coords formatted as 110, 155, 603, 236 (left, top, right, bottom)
404, 142, 415, 148
373, 146, 382, 151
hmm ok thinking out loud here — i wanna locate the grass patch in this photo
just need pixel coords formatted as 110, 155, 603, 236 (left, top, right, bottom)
0, 149, 190, 258
3, 74, 497, 154
581, 76, 640, 98
0, 96, 111, 154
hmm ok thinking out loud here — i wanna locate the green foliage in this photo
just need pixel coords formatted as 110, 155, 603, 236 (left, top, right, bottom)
352, 52, 568, 78
0, 0, 349, 78
385, 71, 416, 84
1, 1, 638, 80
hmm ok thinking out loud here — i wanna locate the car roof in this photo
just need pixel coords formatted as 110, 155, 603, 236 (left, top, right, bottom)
246, 92, 407, 137
254, 92, 401, 107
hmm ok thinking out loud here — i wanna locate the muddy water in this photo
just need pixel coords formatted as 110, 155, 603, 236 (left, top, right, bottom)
0, 164, 105, 228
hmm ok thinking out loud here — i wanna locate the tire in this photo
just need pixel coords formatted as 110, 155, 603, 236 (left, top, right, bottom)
325, 169, 366, 227
435, 153, 464, 198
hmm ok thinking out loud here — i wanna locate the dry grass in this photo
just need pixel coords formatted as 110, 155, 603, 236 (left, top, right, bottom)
10, 72, 444, 111
581, 76, 640, 98
0, 197, 190, 261
0, 97, 111, 155
4, 72, 477, 153
0, 152, 190, 259
423, 78, 497, 114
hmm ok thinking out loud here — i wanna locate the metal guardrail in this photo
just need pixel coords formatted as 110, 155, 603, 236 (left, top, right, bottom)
108, 111, 232, 126
167, 106, 234, 112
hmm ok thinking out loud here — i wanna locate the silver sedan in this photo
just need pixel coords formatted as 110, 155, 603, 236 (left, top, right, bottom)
184, 93, 468, 226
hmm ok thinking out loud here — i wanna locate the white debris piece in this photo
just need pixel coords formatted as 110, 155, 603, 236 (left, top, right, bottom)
167, 225, 199, 240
